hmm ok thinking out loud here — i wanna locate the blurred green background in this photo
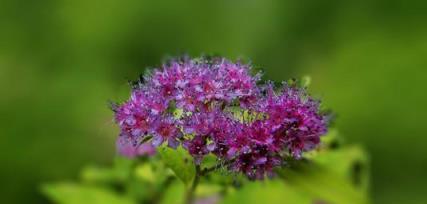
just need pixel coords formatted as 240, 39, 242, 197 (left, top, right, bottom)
1, 0, 426, 203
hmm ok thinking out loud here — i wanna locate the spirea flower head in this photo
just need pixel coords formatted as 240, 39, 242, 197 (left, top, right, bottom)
112, 56, 329, 179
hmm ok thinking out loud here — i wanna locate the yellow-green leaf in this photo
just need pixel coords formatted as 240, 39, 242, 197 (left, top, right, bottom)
41, 183, 135, 204
158, 146, 195, 186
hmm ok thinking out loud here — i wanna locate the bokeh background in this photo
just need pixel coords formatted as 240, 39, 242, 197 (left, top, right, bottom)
1, 0, 426, 203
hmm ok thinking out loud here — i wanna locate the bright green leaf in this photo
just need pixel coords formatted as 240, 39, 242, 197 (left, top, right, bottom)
158, 146, 195, 186
159, 180, 185, 204
300, 75, 311, 87
41, 183, 136, 204
80, 166, 116, 183
195, 184, 222, 197
222, 146, 370, 204
312, 145, 370, 192
134, 163, 156, 183
221, 180, 311, 204
278, 146, 370, 204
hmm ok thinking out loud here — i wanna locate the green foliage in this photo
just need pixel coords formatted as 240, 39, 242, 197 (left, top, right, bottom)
42, 140, 370, 204
300, 75, 312, 87
158, 146, 196, 186
220, 145, 369, 204
80, 157, 135, 184
134, 163, 156, 184
159, 180, 185, 204
278, 148, 369, 204
221, 180, 311, 204
41, 183, 135, 204
38, 72, 369, 204
195, 184, 222, 197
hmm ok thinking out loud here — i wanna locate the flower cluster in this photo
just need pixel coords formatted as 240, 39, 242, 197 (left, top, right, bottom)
112, 57, 328, 179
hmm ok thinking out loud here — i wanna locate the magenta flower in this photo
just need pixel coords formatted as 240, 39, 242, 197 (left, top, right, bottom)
112, 56, 329, 179
151, 117, 180, 148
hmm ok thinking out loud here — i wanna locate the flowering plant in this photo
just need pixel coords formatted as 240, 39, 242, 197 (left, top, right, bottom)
113, 56, 329, 180
42, 56, 369, 204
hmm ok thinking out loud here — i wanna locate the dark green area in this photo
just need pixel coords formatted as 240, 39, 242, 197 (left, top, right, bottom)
1, 0, 426, 203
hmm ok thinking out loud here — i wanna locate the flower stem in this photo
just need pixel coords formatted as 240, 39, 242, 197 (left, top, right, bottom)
185, 165, 201, 204
146, 176, 175, 204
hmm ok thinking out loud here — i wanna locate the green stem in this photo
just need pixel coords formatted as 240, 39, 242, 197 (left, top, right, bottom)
185, 165, 201, 204
147, 176, 175, 204
184, 160, 234, 203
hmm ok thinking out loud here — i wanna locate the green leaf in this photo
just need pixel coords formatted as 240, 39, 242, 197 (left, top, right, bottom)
80, 156, 135, 184
222, 146, 370, 204
278, 145, 370, 204
113, 156, 135, 182
159, 180, 185, 204
41, 183, 136, 204
195, 184, 222, 197
221, 180, 311, 204
200, 153, 218, 170
320, 128, 341, 147
312, 145, 370, 192
134, 163, 156, 183
125, 178, 154, 202
300, 75, 311, 87
80, 166, 116, 184
158, 146, 196, 186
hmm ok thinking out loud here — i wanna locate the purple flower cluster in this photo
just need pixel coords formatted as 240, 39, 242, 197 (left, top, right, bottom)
112, 57, 328, 179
